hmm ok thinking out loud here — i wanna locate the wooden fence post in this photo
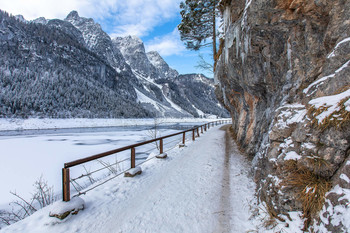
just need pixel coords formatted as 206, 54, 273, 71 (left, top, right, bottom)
204, 124, 207, 131
62, 168, 70, 202
131, 147, 135, 168
197, 127, 199, 137
201, 126, 203, 134
182, 132, 186, 144
192, 129, 195, 141
160, 139, 163, 154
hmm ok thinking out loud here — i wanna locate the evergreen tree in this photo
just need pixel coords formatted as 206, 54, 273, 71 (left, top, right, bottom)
178, 0, 219, 63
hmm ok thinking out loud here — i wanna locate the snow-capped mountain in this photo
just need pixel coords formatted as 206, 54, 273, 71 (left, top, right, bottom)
112, 34, 228, 118
147, 51, 179, 79
0, 9, 229, 118
65, 11, 140, 96
113, 36, 158, 80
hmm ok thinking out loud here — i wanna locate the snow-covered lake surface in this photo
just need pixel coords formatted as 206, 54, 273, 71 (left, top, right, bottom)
0, 118, 216, 208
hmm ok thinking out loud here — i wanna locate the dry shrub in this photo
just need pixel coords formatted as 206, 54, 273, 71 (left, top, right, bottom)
258, 201, 289, 232
307, 96, 350, 131
276, 0, 294, 10
0, 176, 55, 227
259, 202, 279, 230
334, 84, 350, 95
282, 160, 331, 230
305, 155, 330, 171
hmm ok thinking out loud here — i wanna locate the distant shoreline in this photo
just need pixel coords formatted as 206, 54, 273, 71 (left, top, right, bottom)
0, 117, 227, 131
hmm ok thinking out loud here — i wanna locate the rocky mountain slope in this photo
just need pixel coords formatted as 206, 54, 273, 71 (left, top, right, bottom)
0, 10, 149, 118
113, 35, 229, 118
0, 10, 229, 119
215, 0, 350, 231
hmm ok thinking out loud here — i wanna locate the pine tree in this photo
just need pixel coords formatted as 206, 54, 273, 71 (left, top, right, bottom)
178, 0, 219, 63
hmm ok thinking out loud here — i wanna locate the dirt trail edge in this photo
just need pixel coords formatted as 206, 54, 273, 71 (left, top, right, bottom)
214, 125, 257, 232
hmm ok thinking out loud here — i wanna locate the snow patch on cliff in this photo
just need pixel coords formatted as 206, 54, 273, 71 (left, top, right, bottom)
316, 185, 350, 232
309, 89, 350, 123
275, 104, 307, 129
327, 37, 350, 58
304, 60, 350, 96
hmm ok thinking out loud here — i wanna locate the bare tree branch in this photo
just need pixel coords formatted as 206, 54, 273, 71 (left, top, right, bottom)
195, 54, 214, 74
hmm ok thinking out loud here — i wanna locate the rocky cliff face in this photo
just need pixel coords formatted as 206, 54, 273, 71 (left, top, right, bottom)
215, 0, 350, 231
147, 51, 179, 79
113, 36, 158, 80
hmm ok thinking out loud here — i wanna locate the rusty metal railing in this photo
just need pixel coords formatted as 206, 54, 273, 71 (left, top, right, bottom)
62, 120, 231, 201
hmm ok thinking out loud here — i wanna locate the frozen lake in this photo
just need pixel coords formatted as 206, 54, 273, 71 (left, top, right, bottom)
0, 122, 205, 208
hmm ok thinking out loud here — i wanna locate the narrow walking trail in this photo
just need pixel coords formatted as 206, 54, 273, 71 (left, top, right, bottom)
2, 125, 257, 233
215, 125, 257, 232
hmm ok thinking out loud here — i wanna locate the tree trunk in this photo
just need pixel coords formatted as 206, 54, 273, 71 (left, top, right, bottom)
212, 0, 217, 71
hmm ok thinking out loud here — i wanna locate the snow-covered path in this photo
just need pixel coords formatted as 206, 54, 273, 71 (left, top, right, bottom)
214, 125, 256, 233
1, 125, 257, 233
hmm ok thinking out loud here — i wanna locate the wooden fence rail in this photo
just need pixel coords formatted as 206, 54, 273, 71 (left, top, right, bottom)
62, 120, 231, 201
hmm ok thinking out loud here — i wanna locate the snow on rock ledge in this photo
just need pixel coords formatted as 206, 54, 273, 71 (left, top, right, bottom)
124, 167, 142, 177
49, 197, 85, 220
156, 153, 167, 159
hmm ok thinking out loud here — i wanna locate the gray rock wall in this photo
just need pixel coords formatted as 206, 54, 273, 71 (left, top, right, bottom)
215, 0, 350, 230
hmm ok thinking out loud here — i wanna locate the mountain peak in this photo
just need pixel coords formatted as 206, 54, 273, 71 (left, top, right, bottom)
129, 35, 142, 43
147, 51, 179, 79
32, 17, 47, 25
15, 15, 27, 23
65, 10, 80, 20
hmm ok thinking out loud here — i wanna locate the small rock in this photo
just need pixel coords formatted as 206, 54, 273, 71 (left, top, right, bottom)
156, 153, 167, 159
124, 166, 142, 177
49, 197, 85, 220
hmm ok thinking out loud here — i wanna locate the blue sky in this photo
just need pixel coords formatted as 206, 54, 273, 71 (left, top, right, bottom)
0, 0, 214, 78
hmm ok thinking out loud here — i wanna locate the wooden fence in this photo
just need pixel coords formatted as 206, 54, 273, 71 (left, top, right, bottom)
62, 120, 231, 201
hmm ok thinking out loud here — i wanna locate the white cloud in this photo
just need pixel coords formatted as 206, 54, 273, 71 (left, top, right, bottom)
145, 28, 186, 57
0, 0, 85, 20
98, 0, 182, 37
0, 0, 182, 37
